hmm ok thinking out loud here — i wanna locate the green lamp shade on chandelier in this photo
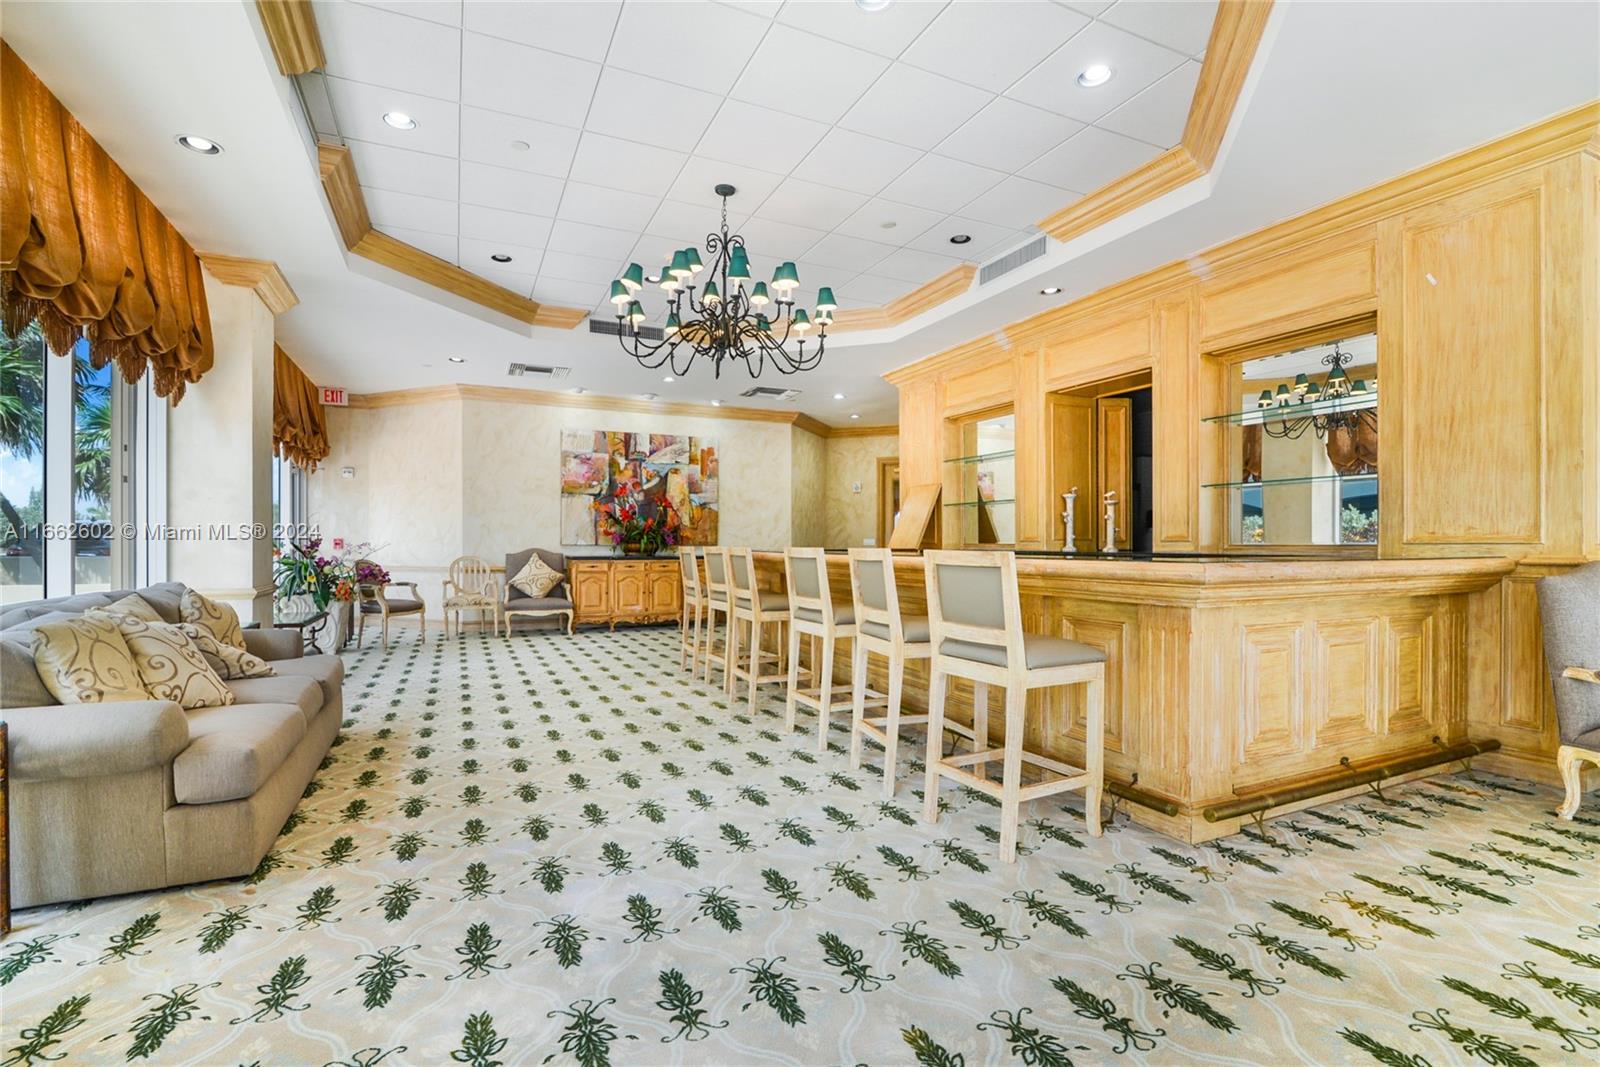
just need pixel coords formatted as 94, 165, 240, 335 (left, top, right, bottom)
626, 300, 645, 324
816, 287, 837, 312
791, 307, 811, 332
665, 312, 681, 335
621, 263, 644, 291
668, 250, 691, 279
609, 280, 630, 306
684, 247, 703, 274
702, 280, 721, 305
750, 281, 770, 306
773, 261, 799, 294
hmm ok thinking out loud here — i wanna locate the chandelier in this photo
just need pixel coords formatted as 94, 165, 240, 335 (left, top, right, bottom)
606, 184, 836, 379
1254, 343, 1376, 441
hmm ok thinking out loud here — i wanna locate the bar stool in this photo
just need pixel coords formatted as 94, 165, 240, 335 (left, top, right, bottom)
783, 548, 873, 751
727, 547, 790, 713
701, 547, 733, 690
922, 549, 1105, 862
678, 546, 705, 674
846, 548, 935, 797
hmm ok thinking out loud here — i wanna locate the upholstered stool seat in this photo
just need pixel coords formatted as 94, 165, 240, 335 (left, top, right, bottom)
846, 549, 938, 797
729, 547, 791, 712
859, 614, 930, 643
701, 548, 734, 688
794, 602, 854, 626
784, 550, 876, 751
735, 590, 790, 613
943, 634, 1104, 669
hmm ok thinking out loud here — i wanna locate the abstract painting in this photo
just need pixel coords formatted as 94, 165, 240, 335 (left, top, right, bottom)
559, 429, 719, 546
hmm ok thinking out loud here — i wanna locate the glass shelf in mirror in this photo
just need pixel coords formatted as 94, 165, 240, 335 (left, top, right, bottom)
944, 449, 1016, 464
943, 498, 1016, 508
1203, 391, 1376, 426
1204, 473, 1376, 490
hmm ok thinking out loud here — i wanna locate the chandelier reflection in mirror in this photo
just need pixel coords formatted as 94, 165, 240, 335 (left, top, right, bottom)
1254, 343, 1377, 441
606, 185, 836, 379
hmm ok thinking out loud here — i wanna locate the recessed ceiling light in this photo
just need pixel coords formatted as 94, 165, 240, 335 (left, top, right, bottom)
856, 0, 893, 10
571, 387, 587, 395
510, 139, 530, 152
646, 274, 661, 284
879, 221, 897, 230
382, 111, 417, 130
176, 135, 222, 155
640, 392, 658, 401
833, 393, 846, 400
850, 413, 861, 420
949, 234, 971, 245
490, 253, 513, 263
711, 400, 722, 407
662, 375, 675, 383
447, 356, 465, 364
1040, 286, 1062, 295
1077, 64, 1113, 88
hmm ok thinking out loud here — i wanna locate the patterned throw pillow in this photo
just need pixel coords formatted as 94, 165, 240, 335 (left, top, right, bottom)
180, 588, 245, 649
29, 614, 150, 704
510, 554, 564, 598
99, 593, 163, 623
176, 622, 275, 680
101, 615, 233, 710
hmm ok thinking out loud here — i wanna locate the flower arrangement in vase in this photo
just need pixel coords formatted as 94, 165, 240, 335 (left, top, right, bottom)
592, 476, 681, 556
273, 538, 388, 609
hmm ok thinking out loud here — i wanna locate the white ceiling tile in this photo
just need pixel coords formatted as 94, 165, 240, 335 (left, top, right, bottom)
606, 1, 769, 94
1006, 21, 1187, 123
697, 99, 831, 174
346, 139, 458, 200
548, 219, 653, 261
555, 181, 660, 230
459, 106, 579, 178
626, 235, 702, 276
902, 214, 1017, 258
323, 77, 460, 155
476, 267, 537, 298
731, 24, 889, 122
1022, 124, 1162, 193
840, 63, 993, 151
901, 2, 1090, 93
756, 177, 868, 230
540, 248, 627, 286
960, 174, 1076, 229
585, 68, 723, 152
802, 233, 898, 273
460, 32, 601, 128
1060, 1, 1115, 15
646, 199, 742, 242
667, 157, 786, 212
880, 153, 1005, 213
375, 224, 458, 263
530, 277, 602, 307
731, 216, 828, 260
460, 162, 565, 216
1100, 0, 1219, 57
717, 0, 782, 17
935, 96, 1084, 172
968, 227, 1038, 261
792, 129, 920, 196
837, 273, 917, 305
833, 197, 946, 242
776, 0, 946, 58
363, 187, 458, 235
569, 133, 686, 197
461, 1, 621, 62
315, 1, 461, 100
459, 204, 553, 247
1096, 59, 1201, 148
871, 246, 967, 285
354, 1, 462, 27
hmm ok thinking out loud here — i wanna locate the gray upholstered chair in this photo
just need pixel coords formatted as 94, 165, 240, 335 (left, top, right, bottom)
503, 547, 575, 635
1537, 562, 1600, 818
354, 559, 426, 649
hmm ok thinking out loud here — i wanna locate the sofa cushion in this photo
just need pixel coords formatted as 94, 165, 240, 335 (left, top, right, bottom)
180, 588, 245, 649
270, 654, 343, 705
178, 623, 275, 680
99, 614, 233, 710
174, 702, 307, 804
0, 636, 54, 708
224, 675, 320, 725
30, 614, 150, 704
137, 581, 188, 624
98, 593, 163, 623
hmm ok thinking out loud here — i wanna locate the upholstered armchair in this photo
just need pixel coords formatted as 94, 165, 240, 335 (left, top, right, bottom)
504, 547, 575, 635
354, 559, 427, 649
1537, 562, 1600, 818
443, 556, 501, 638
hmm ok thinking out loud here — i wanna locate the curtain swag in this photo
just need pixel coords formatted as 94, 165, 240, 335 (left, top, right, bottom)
273, 345, 330, 470
1, 42, 214, 401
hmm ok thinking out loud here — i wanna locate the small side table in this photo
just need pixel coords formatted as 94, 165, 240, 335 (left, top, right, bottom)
269, 606, 331, 654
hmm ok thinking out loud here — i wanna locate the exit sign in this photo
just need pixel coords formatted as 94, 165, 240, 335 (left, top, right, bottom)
321, 387, 348, 406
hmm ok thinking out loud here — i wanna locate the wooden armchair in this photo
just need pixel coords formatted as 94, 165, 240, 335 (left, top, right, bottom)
443, 556, 501, 638
1538, 562, 1600, 818
354, 559, 427, 649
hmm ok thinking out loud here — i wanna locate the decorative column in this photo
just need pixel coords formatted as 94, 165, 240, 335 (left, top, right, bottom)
166, 256, 297, 624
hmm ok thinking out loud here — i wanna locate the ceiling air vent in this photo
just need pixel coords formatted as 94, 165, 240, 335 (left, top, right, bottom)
979, 235, 1048, 285
506, 362, 571, 380
739, 386, 801, 401
588, 317, 665, 342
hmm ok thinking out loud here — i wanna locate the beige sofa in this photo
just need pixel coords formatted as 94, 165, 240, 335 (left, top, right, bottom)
0, 582, 342, 909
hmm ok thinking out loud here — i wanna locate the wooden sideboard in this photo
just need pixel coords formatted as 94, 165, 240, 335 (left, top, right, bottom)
569, 558, 682, 630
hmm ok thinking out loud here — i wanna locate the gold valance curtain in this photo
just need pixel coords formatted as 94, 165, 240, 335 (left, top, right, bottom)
273, 345, 329, 470
1, 42, 213, 401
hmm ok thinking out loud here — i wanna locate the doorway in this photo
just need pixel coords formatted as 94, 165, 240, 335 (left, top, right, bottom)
1048, 372, 1154, 552
876, 457, 899, 547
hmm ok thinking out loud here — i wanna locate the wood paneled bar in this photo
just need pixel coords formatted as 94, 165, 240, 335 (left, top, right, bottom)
755, 550, 1512, 842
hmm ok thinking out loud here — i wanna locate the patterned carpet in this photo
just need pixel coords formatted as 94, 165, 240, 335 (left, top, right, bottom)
4, 626, 1599, 1067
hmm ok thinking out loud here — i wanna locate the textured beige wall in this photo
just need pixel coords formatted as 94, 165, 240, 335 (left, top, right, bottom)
790, 426, 828, 546
824, 433, 899, 548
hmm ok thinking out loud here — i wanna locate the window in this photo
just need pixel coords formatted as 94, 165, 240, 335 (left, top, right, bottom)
0, 323, 160, 604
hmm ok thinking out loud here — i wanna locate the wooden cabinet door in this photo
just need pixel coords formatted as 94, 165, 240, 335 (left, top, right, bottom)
647, 563, 681, 617
613, 564, 649, 617
1097, 397, 1133, 551
570, 564, 611, 619
1049, 394, 1096, 552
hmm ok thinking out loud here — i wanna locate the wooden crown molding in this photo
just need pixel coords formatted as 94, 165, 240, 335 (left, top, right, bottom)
887, 98, 1600, 388
823, 423, 899, 439
255, 0, 324, 76
314, 143, 586, 329
1037, 0, 1273, 245
828, 264, 978, 333
198, 253, 298, 314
